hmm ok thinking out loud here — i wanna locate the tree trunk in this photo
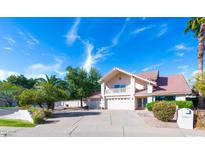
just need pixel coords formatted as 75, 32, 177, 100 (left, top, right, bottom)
80, 98, 83, 108
197, 23, 205, 109
38, 103, 43, 108
47, 102, 55, 110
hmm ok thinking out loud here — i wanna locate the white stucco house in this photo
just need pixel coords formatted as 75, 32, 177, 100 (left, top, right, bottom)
85, 67, 192, 110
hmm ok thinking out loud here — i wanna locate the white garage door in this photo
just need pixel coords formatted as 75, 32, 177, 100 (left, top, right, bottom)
107, 98, 134, 110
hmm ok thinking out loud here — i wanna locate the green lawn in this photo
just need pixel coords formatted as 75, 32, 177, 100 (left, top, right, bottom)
0, 119, 35, 127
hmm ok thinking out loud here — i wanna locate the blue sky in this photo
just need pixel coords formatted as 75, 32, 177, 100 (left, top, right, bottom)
0, 17, 201, 80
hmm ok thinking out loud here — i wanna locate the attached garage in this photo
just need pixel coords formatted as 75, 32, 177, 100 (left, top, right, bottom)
87, 99, 101, 109
85, 93, 101, 109
106, 97, 134, 110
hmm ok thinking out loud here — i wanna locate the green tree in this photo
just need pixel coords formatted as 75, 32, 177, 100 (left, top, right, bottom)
194, 72, 205, 97
7, 75, 37, 89
17, 89, 45, 108
65, 66, 101, 107
185, 17, 205, 75
88, 67, 101, 94
185, 17, 205, 108
37, 75, 69, 109
0, 82, 24, 106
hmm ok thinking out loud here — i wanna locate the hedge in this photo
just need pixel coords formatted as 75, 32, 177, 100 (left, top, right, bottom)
174, 101, 193, 109
146, 100, 193, 111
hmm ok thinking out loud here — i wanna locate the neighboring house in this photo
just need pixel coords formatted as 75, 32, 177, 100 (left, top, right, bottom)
85, 67, 192, 110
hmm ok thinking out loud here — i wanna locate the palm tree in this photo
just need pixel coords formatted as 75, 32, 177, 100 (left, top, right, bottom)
185, 17, 205, 75
37, 75, 69, 110
37, 75, 65, 88
185, 17, 205, 108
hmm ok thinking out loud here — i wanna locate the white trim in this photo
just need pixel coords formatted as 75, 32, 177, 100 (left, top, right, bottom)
99, 67, 156, 85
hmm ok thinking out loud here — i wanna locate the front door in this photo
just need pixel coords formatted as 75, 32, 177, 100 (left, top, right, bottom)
137, 98, 142, 108
135, 97, 147, 110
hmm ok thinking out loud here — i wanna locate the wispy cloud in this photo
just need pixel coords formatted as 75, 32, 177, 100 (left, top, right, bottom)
0, 69, 18, 80
170, 43, 194, 57
131, 25, 154, 35
2, 47, 13, 51
142, 63, 163, 72
26, 58, 66, 78
82, 41, 112, 72
4, 35, 16, 46
17, 29, 39, 48
66, 18, 81, 45
175, 43, 193, 51
176, 52, 185, 57
112, 18, 130, 46
177, 65, 189, 75
82, 41, 94, 72
82, 18, 130, 72
177, 65, 189, 70
156, 24, 168, 37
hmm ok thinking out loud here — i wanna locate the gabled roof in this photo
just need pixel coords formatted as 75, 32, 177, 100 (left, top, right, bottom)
99, 67, 156, 85
136, 70, 159, 81
135, 74, 192, 96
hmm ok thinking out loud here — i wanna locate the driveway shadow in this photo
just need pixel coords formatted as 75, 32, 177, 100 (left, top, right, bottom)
42, 119, 60, 124
51, 111, 101, 118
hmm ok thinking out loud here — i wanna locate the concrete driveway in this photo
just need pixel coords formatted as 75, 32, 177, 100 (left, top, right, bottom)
1, 109, 205, 137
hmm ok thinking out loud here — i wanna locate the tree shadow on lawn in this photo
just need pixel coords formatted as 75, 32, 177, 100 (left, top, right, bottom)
51, 111, 101, 118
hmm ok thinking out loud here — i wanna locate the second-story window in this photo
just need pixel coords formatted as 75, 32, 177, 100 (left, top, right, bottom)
113, 84, 126, 88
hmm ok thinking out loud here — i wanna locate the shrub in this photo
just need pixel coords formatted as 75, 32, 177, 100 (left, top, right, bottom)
20, 105, 32, 110
152, 101, 176, 122
195, 110, 205, 129
146, 102, 156, 111
43, 109, 52, 117
32, 109, 45, 124
174, 101, 193, 109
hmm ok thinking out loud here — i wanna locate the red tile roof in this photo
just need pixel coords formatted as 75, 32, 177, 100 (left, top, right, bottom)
136, 70, 159, 81
89, 69, 192, 98
135, 74, 192, 96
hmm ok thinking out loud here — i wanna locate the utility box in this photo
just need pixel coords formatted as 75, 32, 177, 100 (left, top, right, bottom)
177, 108, 193, 129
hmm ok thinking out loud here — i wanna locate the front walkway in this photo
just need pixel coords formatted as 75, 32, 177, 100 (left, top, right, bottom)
1, 109, 205, 137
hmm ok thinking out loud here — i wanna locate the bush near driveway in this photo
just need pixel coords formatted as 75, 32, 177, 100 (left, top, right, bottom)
146, 100, 193, 111
146, 102, 155, 111
43, 109, 52, 117
28, 107, 53, 124
32, 109, 45, 124
152, 101, 176, 122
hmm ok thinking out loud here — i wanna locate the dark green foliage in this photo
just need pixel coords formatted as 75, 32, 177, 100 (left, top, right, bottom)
65, 66, 101, 107
1, 66, 101, 109
146, 102, 156, 111
146, 100, 193, 111
32, 108, 45, 124
17, 89, 45, 107
7, 75, 37, 89
175, 100, 194, 109
0, 82, 24, 106
43, 109, 52, 117
184, 17, 205, 37
152, 102, 176, 122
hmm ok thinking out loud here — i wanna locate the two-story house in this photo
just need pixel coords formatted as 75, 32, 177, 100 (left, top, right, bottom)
85, 67, 192, 110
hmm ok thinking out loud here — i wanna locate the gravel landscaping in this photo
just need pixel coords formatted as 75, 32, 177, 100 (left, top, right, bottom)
136, 110, 179, 128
